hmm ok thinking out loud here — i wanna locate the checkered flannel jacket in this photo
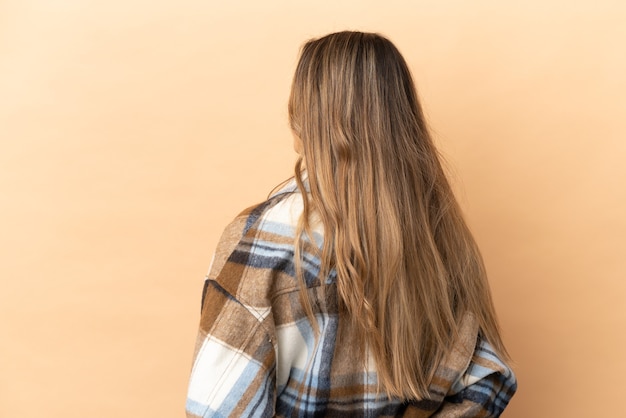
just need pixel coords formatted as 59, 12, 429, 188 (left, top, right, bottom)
186, 181, 517, 417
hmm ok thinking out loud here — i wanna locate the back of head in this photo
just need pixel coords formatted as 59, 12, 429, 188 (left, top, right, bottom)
288, 31, 508, 400
289, 31, 428, 181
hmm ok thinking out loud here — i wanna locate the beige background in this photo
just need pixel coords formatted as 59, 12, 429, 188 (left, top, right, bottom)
1, 1, 625, 417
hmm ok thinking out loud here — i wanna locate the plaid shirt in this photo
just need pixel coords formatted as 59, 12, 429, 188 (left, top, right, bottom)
186, 181, 517, 417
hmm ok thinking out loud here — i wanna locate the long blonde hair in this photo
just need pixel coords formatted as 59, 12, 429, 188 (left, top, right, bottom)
288, 31, 509, 400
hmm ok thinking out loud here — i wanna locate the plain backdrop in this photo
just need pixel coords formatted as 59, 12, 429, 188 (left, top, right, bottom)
1, 1, 625, 417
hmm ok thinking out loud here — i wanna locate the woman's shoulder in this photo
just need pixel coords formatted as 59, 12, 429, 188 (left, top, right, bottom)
206, 180, 311, 306
212, 179, 308, 269
232, 178, 305, 238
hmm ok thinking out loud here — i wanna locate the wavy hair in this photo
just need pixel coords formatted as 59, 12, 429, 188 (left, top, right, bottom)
288, 31, 509, 400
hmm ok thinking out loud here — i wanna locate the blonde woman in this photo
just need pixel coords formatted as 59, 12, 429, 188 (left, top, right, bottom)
186, 31, 516, 417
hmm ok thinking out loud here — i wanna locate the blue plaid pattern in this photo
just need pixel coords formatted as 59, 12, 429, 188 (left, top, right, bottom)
186, 181, 517, 417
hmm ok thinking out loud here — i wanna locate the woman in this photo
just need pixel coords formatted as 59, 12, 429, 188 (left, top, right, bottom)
186, 31, 517, 417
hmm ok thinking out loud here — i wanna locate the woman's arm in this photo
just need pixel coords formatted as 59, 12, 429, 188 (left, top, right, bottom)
185, 277, 276, 418
186, 210, 279, 418
403, 315, 517, 417
431, 338, 517, 417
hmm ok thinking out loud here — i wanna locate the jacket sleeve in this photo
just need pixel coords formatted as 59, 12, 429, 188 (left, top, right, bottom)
403, 314, 517, 418
431, 338, 517, 417
185, 212, 278, 418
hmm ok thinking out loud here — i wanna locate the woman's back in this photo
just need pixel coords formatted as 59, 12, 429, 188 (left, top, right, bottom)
186, 184, 516, 417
